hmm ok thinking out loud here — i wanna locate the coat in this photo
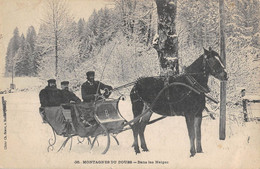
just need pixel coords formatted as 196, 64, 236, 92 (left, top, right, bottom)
39, 86, 63, 107
81, 81, 112, 102
61, 89, 81, 104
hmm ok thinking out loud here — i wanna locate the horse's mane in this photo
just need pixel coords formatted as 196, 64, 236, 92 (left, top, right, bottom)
185, 55, 204, 74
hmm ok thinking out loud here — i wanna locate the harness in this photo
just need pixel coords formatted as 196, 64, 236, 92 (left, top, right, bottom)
185, 75, 210, 93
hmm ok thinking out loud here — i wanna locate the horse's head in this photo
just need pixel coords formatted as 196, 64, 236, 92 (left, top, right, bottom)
203, 47, 228, 81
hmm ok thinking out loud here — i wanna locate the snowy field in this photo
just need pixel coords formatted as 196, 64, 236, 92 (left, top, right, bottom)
0, 77, 45, 92
0, 78, 260, 169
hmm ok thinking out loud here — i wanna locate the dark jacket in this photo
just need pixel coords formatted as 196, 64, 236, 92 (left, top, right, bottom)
61, 89, 81, 104
39, 86, 63, 107
81, 81, 112, 102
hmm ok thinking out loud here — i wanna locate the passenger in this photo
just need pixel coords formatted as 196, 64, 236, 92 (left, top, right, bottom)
60, 81, 81, 104
39, 79, 63, 107
81, 71, 113, 102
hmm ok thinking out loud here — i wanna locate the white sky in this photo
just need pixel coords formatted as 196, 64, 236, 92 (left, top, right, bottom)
0, 0, 113, 76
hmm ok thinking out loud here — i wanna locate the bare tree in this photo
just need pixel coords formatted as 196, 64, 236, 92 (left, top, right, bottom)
40, 0, 71, 78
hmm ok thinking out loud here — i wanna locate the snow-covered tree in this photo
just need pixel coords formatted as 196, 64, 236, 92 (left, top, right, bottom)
15, 34, 32, 76
25, 26, 37, 76
39, 0, 74, 78
5, 27, 20, 77
77, 18, 85, 38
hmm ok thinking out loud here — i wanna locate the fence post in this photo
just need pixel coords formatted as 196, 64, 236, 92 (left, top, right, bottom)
242, 99, 248, 122
2, 96, 7, 117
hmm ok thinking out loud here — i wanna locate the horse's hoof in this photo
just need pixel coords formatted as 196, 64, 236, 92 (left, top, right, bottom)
190, 153, 196, 157
142, 147, 149, 152
190, 151, 196, 157
196, 147, 203, 153
141, 145, 149, 152
197, 149, 203, 153
134, 147, 140, 154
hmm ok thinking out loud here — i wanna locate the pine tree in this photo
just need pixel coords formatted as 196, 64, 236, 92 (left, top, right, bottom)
226, 0, 259, 48
77, 18, 85, 38
12, 27, 20, 53
86, 10, 99, 39
26, 26, 37, 51
26, 26, 37, 76
15, 34, 32, 76
5, 27, 20, 77
5, 39, 14, 77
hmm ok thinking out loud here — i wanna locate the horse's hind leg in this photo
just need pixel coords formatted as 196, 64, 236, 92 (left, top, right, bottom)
185, 115, 196, 157
132, 122, 140, 154
139, 105, 152, 152
195, 116, 203, 153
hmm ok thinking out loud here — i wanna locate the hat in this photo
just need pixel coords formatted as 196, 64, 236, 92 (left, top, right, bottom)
61, 81, 69, 85
47, 79, 56, 83
86, 71, 95, 77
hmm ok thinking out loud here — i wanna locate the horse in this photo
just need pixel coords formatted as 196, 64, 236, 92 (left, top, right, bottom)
130, 47, 228, 157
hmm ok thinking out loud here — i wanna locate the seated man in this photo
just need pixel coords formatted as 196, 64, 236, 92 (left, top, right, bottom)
60, 81, 81, 104
81, 71, 113, 102
39, 79, 63, 107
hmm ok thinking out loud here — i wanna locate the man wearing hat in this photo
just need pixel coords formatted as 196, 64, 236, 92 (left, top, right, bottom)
81, 71, 113, 102
39, 79, 63, 107
60, 81, 81, 104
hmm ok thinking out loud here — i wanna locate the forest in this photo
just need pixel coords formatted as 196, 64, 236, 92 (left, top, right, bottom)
4, 0, 260, 104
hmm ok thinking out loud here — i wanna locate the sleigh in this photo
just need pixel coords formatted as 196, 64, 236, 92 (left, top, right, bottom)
39, 96, 127, 154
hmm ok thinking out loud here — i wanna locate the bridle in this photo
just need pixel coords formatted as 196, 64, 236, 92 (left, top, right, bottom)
203, 54, 225, 77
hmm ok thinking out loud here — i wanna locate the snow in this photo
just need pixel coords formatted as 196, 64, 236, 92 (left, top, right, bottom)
0, 77, 44, 91
0, 78, 260, 169
243, 95, 260, 101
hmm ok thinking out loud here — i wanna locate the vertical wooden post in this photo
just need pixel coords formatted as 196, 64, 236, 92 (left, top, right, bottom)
2, 96, 7, 116
219, 0, 226, 140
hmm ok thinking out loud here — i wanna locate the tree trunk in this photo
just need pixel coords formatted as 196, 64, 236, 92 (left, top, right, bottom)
55, 31, 58, 78
146, 4, 153, 46
154, 0, 179, 76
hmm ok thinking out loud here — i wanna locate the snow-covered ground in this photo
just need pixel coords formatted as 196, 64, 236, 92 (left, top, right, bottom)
0, 77, 45, 91
0, 78, 260, 169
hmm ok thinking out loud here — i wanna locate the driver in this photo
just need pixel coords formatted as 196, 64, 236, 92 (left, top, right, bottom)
81, 71, 113, 102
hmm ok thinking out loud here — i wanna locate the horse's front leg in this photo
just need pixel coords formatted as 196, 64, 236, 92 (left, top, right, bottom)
139, 109, 152, 152
195, 116, 203, 153
185, 115, 196, 157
